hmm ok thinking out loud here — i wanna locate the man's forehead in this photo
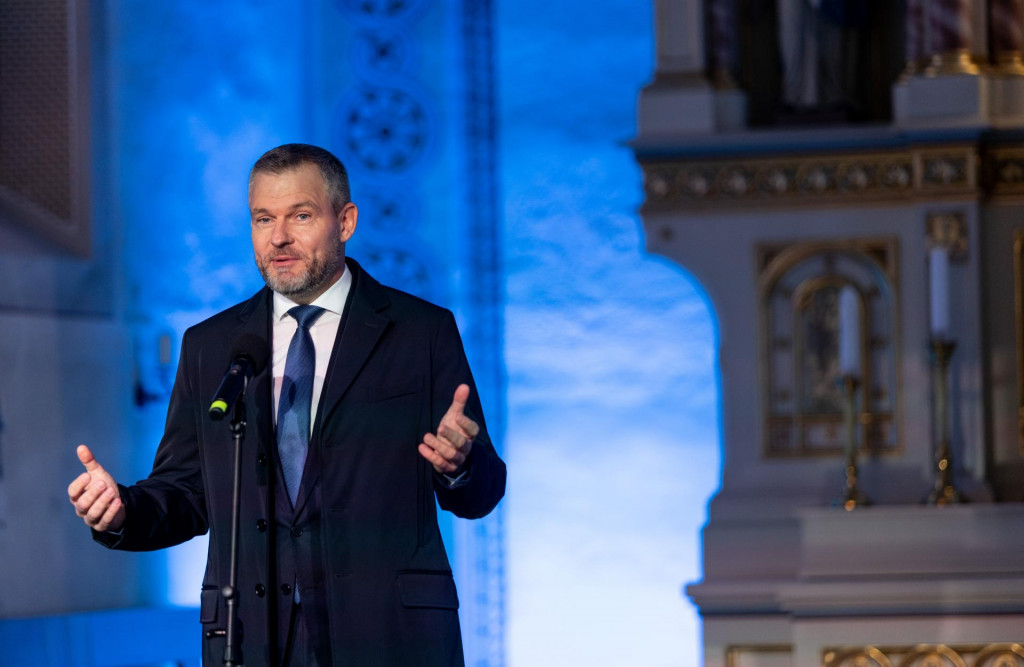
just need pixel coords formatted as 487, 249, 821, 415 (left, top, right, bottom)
251, 162, 323, 184
249, 164, 327, 200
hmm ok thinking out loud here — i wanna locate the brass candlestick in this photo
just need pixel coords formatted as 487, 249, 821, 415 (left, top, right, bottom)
838, 375, 869, 511
928, 339, 965, 504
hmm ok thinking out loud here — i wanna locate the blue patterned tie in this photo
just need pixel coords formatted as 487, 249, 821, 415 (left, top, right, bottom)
277, 305, 325, 505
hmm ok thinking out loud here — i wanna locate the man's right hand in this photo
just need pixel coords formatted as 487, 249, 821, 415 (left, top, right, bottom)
68, 444, 125, 533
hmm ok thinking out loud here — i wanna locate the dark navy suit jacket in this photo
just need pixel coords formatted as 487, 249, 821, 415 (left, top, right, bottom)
97, 258, 506, 666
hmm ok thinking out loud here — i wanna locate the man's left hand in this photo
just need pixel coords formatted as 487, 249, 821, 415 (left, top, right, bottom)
419, 384, 480, 475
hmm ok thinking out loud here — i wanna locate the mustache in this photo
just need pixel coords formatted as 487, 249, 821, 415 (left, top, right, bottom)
265, 251, 304, 261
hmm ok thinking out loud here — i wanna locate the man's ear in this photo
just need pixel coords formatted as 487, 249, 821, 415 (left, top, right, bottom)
338, 202, 358, 242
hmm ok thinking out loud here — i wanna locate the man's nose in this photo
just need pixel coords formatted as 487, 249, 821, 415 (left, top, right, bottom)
269, 221, 292, 246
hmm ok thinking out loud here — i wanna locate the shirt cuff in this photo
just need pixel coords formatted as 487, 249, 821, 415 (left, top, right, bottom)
438, 468, 471, 489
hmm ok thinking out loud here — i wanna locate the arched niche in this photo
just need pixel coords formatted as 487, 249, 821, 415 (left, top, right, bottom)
758, 238, 901, 458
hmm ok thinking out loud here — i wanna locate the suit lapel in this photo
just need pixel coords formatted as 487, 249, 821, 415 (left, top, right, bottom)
293, 259, 390, 516
226, 289, 275, 506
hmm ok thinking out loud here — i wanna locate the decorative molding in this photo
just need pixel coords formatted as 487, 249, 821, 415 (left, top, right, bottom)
635, 142, 1024, 213
725, 644, 793, 667
332, 1, 506, 664
333, 0, 428, 21
339, 86, 431, 173
351, 31, 414, 73
824, 643, 1024, 667
988, 148, 1024, 197
457, 0, 506, 663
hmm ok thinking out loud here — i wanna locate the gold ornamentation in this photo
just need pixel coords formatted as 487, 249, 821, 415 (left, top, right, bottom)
925, 49, 982, 76
838, 374, 870, 510
758, 239, 901, 458
975, 643, 1024, 666
823, 643, 1024, 667
637, 140, 1024, 213
725, 644, 793, 667
992, 52, 1024, 77
928, 340, 965, 504
824, 646, 892, 667
638, 146, 983, 212
632, 137, 1024, 213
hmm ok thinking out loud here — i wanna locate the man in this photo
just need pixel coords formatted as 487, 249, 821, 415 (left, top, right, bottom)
67, 144, 506, 666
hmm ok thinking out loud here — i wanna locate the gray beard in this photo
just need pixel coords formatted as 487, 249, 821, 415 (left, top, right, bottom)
258, 250, 342, 302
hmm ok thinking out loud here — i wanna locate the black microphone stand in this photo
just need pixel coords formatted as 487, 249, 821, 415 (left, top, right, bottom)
205, 393, 247, 666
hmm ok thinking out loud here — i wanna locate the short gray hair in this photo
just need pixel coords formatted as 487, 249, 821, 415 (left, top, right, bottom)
249, 143, 351, 213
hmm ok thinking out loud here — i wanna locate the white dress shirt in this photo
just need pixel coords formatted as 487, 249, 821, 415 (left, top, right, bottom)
271, 267, 352, 431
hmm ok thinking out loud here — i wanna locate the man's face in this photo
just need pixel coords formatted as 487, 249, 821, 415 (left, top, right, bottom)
250, 163, 357, 304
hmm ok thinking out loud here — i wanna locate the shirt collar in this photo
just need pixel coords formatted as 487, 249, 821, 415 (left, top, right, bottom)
272, 264, 352, 321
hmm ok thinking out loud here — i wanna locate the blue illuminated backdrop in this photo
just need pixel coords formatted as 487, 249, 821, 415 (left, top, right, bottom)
0, 0, 721, 665
116, 0, 512, 662
499, 1, 720, 665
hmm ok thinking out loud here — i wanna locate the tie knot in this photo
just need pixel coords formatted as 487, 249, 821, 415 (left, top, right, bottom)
288, 305, 325, 329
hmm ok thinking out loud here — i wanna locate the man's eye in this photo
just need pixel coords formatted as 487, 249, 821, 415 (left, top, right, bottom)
295, 213, 311, 221
253, 217, 271, 226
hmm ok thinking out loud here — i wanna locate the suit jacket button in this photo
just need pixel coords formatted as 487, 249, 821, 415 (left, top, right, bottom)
281, 583, 292, 596
254, 584, 266, 598
291, 526, 303, 538
256, 519, 267, 532
257, 453, 268, 466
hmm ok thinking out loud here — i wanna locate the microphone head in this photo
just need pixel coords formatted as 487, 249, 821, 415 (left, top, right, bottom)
209, 334, 270, 420
231, 334, 270, 376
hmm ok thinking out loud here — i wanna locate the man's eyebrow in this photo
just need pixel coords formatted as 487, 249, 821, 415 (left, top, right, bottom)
250, 201, 320, 216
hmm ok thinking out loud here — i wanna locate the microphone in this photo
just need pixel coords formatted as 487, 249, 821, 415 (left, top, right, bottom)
208, 334, 270, 420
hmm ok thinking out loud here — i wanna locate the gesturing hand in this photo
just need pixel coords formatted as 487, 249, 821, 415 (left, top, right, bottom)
67, 444, 126, 533
418, 384, 480, 476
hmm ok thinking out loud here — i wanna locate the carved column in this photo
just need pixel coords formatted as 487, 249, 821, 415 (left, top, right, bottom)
991, 0, 1024, 74
707, 0, 737, 88
926, 0, 980, 74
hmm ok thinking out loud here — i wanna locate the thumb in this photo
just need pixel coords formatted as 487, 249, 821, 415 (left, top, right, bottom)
77, 444, 103, 473
450, 384, 471, 415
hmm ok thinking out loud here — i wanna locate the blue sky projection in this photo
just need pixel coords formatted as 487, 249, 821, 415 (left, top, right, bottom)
499, 2, 720, 665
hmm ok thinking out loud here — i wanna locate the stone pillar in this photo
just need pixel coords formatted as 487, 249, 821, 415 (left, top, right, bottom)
707, 0, 737, 88
637, 0, 746, 136
653, 0, 705, 77
991, 0, 1024, 74
926, 0, 980, 74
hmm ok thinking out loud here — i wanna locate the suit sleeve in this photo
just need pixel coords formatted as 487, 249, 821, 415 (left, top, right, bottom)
93, 329, 209, 551
430, 310, 506, 519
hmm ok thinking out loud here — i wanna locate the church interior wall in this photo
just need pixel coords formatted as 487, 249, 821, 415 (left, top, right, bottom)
636, 1, 1024, 664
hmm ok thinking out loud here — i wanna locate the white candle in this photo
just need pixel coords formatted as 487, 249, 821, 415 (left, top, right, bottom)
839, 285, 860, 377
929, 246, 950, 339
